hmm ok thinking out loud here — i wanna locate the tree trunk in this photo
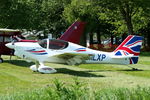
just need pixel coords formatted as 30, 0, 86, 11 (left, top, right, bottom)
119, 3, 134, 35
122, 33, 127, 41
89, 33, 93, 44
97, 30, 101, 44
111, 33, 114, 45
125, 16, 134, 35
147, 33, 150, 47
115, 37, 120, 45
80, 32, 87, 47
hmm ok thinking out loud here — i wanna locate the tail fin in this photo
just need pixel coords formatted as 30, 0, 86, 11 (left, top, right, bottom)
113, 35, 143, 64
59, 21, 86, 44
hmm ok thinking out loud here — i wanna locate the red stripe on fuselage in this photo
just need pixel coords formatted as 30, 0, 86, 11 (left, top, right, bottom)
30, 50, 46, 53
76, 50, 86, 52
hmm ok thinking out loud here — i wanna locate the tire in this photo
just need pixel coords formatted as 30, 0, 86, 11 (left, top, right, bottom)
0, 58, 3, 63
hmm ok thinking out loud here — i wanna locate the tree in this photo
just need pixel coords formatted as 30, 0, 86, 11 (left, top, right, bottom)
95, 0, 150, 35
63, 0, 115, 46
0, 0, 68, 37
39, 0, 67, 38
0, 0, 33, 29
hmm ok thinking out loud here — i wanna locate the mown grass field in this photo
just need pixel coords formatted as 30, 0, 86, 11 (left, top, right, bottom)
0, 52, 150, 99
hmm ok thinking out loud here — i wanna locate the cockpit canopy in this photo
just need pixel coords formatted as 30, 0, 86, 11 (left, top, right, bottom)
38, 39, 68, 50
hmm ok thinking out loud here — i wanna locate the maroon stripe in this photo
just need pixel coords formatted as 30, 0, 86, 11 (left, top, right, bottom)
130, 58, 132, 64
76, 50, 86, 52
30, 50, 46, 53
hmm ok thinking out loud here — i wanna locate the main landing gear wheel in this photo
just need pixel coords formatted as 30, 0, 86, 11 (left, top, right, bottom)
0, 58, 3, 63
38, 66, 57, 74
30, 65, 57, 74
132, 68, 140, 71
127, 65, 140, 71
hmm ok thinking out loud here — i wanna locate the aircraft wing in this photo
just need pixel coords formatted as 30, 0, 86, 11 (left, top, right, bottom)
54, 53, 90, 65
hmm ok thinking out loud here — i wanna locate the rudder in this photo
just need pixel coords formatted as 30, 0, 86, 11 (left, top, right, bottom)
113, 35, 143, 64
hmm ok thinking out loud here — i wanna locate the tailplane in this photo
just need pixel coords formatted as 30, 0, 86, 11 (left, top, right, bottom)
59, 21, 86, 44
113, 35, 143, 64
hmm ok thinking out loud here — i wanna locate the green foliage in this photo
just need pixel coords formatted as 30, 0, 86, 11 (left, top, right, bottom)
1, 0, 150, 38
39, 0, 67, 33
0, 0, 68, 38
47, 78, 89, 100
63, 0, 91, 23
1, 79, 150, 100
0, 0, 32, 29
140, 52, 150, 57
95, 86, 150, 100
91, 0, 150, 35
63, 0, 115, 44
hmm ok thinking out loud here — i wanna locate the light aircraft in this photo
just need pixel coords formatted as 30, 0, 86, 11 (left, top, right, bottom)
6, 34, 143, 74
0, 29, 22, 62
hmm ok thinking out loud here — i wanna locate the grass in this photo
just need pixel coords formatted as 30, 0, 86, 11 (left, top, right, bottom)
0, 79, 150, 100
0, 52, 150, 99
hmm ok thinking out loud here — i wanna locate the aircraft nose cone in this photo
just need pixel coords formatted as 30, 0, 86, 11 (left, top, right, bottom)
5, 43, 15, 49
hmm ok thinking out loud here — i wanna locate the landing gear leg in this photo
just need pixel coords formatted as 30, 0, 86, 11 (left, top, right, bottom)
9, 50, 14, 61
30, 61, 39, 72
127, 65, 139, 71
0, 55, 3, 63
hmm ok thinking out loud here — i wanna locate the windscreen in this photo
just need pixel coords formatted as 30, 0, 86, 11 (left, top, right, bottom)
38, 39, 68, 50
38, 39, 47, 48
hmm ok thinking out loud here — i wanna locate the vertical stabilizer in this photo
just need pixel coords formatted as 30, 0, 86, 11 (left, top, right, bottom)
113, 35, 143, 64
59, 21, 86, 44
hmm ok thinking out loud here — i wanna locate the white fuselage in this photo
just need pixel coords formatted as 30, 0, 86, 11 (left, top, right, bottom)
6, 40, 130, 65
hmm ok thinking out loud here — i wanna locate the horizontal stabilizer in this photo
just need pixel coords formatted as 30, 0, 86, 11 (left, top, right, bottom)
111, 54, 134, 59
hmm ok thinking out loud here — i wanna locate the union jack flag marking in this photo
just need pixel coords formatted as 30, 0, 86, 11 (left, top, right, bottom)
114, 35, 143, 56
114, 35, 143, 64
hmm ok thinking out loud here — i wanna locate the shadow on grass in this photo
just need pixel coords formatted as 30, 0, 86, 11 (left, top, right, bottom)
4, 60, 34, 67
55, 68, 105, 77
82, 68, 144, 72
4, 60, 105, 77
117, 69, 144, 71
84, 70, 116, 72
